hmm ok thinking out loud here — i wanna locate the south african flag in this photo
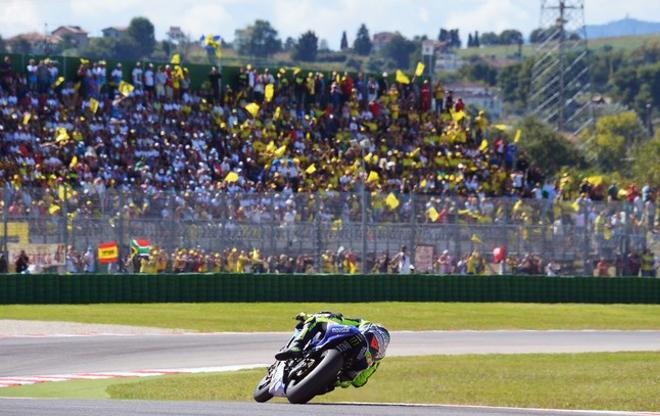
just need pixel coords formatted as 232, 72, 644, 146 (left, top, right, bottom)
130, 239, 151, 257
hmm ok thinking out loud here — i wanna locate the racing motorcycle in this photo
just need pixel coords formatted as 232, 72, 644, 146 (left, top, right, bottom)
253, 321, 367, 404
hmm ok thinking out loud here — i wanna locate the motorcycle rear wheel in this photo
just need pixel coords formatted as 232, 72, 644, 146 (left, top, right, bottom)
286, 349, 344, 404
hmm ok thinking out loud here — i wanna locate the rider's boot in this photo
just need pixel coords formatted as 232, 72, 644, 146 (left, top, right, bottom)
275, 342, 303, 360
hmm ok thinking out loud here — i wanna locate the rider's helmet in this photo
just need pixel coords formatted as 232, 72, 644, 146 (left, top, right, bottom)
363, 323, 390, 361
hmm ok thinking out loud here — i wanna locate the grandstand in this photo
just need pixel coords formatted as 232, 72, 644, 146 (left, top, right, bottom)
0, 55, 656, 277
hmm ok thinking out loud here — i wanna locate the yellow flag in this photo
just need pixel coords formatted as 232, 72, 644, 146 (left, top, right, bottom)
395, 70, 410, 85
264, 84, 274, 102
470, 234, 482, 244
493, 124, 510, 131
385, 193, 400, 210
53, 76, 65, 88
586, 176, 604, 186
572, 200, 580, 212
479, 139, 488, 152
266, 141, 276, 153
118, 81, 134, 97
513, 129, 522, 143
513, 200, 523, 213
415, 62, 425, 77
274, 145, 287, 158
451, 110, 465, 122
366, 171, 379, 183
427, 206, 439, 222
80, 58, 89, 65
224, 171, 239, 183
171, 54, 181, 65
22, 112, 31, 125
245, 102, 260, 118
57, 185, 66, 201
69, 156, 78, 169
48, 204, 61, 215
273, 106, 281, 120
89, 98, 99, 114
55, 127, 70, 144
305, 164, 317, 174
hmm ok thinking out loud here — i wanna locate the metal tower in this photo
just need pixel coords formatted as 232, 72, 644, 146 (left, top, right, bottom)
530, 0, 593, 134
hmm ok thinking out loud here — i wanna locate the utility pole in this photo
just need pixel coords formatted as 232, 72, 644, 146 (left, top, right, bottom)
530, 0, 593, 134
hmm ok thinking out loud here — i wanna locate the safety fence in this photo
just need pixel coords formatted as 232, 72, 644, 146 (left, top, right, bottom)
2, 187, 653, 276
0, 274, 658, 304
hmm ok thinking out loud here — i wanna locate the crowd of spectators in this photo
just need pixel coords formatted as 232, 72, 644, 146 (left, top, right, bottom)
41, 243, 653, 278
0, 55, 656, 277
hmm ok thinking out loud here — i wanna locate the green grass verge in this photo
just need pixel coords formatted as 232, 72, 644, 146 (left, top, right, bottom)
2, 303, 660, 332
1, 352, 658, 411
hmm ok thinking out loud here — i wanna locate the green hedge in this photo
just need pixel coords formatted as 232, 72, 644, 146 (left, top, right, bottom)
0, 274, 658, 304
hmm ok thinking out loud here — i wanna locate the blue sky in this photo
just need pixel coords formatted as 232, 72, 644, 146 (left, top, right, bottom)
2, 0, 659, 49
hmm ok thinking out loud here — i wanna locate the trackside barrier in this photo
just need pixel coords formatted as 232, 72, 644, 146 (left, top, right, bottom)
0, 275, 658, 304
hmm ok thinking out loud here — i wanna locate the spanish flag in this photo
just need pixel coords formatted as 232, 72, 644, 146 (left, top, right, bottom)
98, 241, 119, 264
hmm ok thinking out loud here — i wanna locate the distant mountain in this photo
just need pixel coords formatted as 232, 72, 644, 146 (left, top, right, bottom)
585, 17, 660, 39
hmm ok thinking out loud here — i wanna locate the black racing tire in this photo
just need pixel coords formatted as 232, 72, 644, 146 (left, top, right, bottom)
286, 349, 344, 404
253, 373, 274, 403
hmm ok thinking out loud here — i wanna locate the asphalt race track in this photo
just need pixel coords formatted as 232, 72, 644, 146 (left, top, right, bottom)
1, 398, 656, 416
1, 330, 660, 376
1, 330, 658, 415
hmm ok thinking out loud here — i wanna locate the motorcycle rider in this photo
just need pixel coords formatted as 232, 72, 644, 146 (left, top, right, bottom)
275, 311, 390, 388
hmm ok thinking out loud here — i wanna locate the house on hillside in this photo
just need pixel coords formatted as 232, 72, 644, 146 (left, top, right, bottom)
372, 32, 397, 52
7, 32, 51, 54
51, 25, 89, 48
446, 82, 502, 117
435, 53, 464, 71
102, 26, 127, 39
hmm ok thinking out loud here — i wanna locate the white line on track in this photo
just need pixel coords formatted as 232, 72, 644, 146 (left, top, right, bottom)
0, 364, 268, 389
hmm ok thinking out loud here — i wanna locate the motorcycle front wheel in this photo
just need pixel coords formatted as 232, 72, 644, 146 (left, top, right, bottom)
253, 372, 274, 402
286, 349, 344, 404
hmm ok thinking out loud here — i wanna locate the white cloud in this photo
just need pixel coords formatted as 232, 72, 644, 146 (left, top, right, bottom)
0, 0, 44, 37
1, 0, 658, 48
444, 0, 533, 36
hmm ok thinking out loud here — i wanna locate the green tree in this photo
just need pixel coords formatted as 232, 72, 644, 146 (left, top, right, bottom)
235, 20, 282, 58
292, 31, 318, 62
125, 17, 156, 58
630, 130, 660, 186
515, 117, 582, 175
382, 33, 416, 69
353, 24, 372, 56
460, 60, 497, 85
480, 32, 499, 45
283, 37, 295, 52
83, 37, 119, 59
0, 35, 5, 52
449, 29, 461, 48
340, 31, 348, 50
499, 29, 523, 45
581, 112, 646, 172
438, 28, 449, 42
